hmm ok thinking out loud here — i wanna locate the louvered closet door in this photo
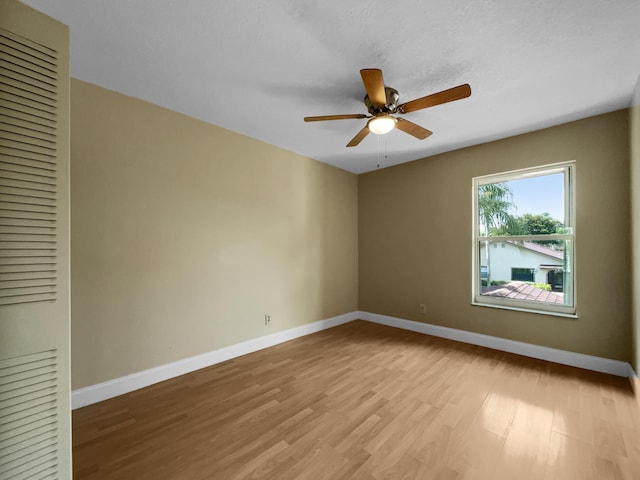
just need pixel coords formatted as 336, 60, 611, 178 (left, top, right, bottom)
0, 2, 71, 479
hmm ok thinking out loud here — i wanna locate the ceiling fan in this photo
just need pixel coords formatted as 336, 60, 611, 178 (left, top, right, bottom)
304, 68, 471, 147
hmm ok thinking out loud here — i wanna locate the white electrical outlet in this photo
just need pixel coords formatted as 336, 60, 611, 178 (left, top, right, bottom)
265, 314, 271, 325
419, 304, 426, 314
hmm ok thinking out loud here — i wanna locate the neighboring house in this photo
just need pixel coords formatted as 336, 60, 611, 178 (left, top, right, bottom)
479, 240, 565, 291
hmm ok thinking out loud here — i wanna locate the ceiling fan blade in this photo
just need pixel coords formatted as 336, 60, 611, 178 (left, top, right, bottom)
346, 126, 370, 147
395, 118, 433, 140
304, 114, 368, 122
360, 68, 387, 107
398, 84, 471, 114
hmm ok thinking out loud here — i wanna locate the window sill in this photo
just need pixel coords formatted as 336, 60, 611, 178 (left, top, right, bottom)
471, 301, 578, 319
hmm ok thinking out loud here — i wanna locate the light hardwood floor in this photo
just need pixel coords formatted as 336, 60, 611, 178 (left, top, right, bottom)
73, 320, 640, 479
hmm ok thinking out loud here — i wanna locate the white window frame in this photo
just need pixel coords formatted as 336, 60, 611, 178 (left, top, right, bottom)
472, 162, 576, 317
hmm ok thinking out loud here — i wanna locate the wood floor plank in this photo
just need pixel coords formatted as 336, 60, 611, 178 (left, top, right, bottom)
72, 320, 640, 479
544, 432, 598, 480
446, 426, 504, 480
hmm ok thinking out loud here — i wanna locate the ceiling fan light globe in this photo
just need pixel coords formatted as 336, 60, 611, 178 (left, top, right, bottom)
368, 115, 396, 135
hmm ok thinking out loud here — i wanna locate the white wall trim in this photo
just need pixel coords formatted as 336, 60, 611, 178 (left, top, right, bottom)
72, 312, 358, 409
73, 311, 634, 409
358, 311, 633, 378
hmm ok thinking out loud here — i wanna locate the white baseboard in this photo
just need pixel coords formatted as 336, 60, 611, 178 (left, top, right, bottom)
71, 311, 358, 409
73, 310, 633, 409
358, 311, 633, 378
632, 374, 640, 407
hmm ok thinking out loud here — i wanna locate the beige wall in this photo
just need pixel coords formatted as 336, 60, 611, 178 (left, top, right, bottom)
71, 76, 635, 389
70, 80, 358, 389
631, 79, 640, 373
359, 110, 631, 362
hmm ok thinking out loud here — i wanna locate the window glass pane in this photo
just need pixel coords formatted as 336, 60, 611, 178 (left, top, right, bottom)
478, 173, 565, 237
478, 239, 572, 306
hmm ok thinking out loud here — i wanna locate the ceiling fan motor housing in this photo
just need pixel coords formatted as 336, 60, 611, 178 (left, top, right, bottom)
364, 87, 399, 114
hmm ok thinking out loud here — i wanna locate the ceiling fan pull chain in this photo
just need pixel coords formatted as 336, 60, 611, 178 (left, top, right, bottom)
377, 135, 380, 169
385, 136, 388, 161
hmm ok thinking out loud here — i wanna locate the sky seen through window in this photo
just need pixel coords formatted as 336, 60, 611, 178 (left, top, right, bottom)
504, 173, 564, 224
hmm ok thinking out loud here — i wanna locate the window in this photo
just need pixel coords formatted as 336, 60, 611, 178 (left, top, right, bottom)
511, 268, 534, 282
472, 163, 575, 316
480, 265, 488, 280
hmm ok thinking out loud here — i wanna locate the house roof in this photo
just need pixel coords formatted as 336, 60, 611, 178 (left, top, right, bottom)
483, 281, 564, 304
518, 241, 564, 261
21, 0, 640, 174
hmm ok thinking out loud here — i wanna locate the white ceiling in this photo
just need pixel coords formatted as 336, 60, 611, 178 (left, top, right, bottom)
22, 0, 640, 174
